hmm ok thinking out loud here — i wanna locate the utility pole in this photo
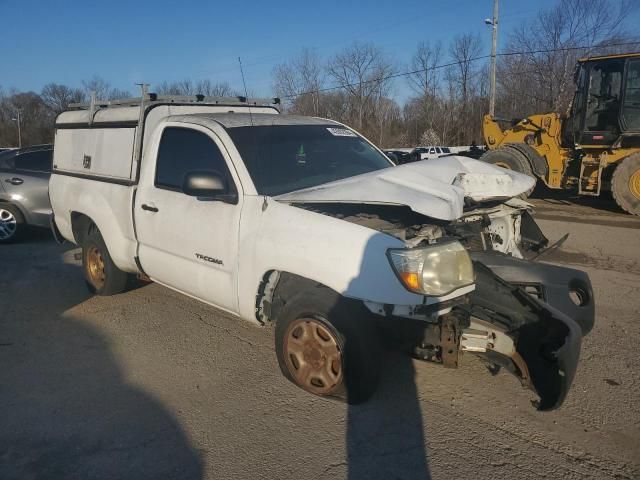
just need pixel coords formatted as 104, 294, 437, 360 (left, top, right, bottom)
486, 0, 499, 117
11, 110, 22, 148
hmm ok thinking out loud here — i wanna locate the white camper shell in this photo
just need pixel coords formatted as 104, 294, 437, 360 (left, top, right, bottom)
53, 94, 280, 183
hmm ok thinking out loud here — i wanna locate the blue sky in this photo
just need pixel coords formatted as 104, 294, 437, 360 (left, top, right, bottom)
2, 0, 638, 101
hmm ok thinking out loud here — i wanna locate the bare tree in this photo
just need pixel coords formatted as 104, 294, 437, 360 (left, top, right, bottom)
41, 83, 85, 114
0, 90, 54, 146
407, 41, 442, 98
500, 0, 639, 116
195, 80, 236, 97
449, 34, 483, 104
327, 42, 396, 130
155, 79, 236, 97
273, 49, 325, 115
81, 75, 131, 100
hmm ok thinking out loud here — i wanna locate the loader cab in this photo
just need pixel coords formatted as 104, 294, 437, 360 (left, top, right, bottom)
568, 53, 640, 147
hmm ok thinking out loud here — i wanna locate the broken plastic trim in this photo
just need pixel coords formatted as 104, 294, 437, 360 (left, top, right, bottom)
467, 262, 582, 411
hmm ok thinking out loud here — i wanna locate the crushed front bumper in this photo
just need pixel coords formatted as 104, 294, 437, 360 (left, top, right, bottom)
465, 254, 593, 410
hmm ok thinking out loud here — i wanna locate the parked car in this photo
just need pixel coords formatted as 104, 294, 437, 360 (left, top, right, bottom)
49, 95, 594, 410
411, 146, 452, 161
0, 144, 53, 243
383, 149, 411, 164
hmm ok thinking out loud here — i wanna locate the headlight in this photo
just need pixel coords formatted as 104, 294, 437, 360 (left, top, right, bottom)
387, 241, 474, 296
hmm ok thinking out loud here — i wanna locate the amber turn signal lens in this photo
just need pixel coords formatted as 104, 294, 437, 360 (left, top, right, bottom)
400, 272, 420, 291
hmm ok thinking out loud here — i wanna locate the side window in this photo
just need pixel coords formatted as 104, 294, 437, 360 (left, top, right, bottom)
13, 150, 53, 172
585, 60, 623, 132
155, 127, 234, 192
429, 147, 436, 154
623, 59, 640, 131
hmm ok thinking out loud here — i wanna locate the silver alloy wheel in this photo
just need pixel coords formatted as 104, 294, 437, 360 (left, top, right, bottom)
0, 208, 17, 240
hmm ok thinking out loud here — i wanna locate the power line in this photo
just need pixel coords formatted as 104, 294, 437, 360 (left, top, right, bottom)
282, 40, 640, 100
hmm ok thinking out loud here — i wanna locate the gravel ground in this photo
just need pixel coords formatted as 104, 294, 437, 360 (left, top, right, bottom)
1, 194, 639, 480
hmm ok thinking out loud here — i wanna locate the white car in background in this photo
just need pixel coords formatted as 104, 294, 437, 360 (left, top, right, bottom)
413, 146, 452, 160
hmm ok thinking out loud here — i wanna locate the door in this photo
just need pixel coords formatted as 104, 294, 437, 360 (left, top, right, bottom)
582, 60, 624, 143
135, 125, 242, 313
0, 149, 52, 227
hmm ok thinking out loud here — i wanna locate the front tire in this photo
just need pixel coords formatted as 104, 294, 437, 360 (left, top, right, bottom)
612, 153, 640, 216
82, 226, 128, 295
274, 286, 382, 405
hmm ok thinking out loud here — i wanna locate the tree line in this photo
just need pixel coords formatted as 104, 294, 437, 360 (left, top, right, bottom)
1, 0, 637, 149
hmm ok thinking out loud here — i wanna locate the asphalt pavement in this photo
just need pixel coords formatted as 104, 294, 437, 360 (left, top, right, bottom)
1, 194, 639, 479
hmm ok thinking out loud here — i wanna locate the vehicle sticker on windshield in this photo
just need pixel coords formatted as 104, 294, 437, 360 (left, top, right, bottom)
296, 145, 306, 165
327, 127, 357, 137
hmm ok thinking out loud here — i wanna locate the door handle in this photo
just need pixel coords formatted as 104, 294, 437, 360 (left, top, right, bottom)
5, 177, 23, 185
141, 203, 159, 213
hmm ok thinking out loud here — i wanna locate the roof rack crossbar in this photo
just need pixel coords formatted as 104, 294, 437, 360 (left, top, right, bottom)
68, 93, 281, 110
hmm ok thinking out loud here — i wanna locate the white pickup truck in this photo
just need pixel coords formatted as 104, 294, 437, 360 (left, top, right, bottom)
50, 94, 594, 410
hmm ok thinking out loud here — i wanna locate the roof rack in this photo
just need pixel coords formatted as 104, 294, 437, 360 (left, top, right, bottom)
68, 93, 281, 110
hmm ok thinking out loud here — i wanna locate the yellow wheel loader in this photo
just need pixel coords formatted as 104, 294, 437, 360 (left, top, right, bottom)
481, 52, 640, 215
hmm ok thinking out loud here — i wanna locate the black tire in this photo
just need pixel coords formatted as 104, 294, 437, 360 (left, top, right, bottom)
612, 153, 640, 216
82, 225, 129, 295
274, 285, 382, 405
0, 203, 26, 244
481, 145, 536, 197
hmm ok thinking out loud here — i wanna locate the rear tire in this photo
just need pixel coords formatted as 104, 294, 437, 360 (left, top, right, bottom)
274, 285, 382, 405
0, 204, 25, 244
481, 145, 536, 197
612, 153, 640, 216
82, 226, 129, 295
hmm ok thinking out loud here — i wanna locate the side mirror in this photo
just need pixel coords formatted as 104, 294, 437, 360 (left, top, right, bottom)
182, 170, 237, 203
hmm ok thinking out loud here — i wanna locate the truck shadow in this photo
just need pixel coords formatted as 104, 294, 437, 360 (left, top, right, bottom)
0, 244, 203, 479
346, 352, 430, 480
338, 232, 431, 480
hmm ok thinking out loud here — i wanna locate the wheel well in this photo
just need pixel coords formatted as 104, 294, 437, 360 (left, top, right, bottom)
70, 212, 95, 245
255, 270, 333, 324
0, 200, 27, 220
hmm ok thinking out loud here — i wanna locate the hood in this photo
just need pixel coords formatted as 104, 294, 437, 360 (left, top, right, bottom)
276, 155, 536, 221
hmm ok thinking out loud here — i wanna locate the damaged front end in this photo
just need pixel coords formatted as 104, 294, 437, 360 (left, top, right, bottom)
386, 252, 591, 411
292, 199, 594, 410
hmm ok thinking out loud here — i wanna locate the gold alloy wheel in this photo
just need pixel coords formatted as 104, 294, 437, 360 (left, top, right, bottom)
283, 317, 343, 395
86, 246, 106, 289
629, 168, 640, 200
494, 161, 512, 170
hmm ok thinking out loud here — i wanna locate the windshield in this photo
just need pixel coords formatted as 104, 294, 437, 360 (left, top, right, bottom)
225, 124, 393, 196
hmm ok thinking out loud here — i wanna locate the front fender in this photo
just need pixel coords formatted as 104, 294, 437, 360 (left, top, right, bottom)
237, 198, 469, 322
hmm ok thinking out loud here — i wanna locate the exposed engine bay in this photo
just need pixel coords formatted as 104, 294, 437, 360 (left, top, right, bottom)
294, 198, 549, 256
294, 200, 594, 411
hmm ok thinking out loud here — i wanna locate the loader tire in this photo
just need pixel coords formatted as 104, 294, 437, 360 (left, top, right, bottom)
612, 153, 640, 216
481, 146, 536, 197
